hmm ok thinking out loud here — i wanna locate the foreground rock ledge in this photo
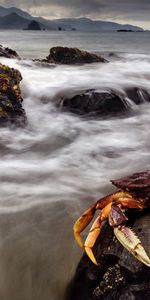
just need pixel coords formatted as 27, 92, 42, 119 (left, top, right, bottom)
65, 211, 150, 300
45, 47, 107, 64
0, 63, 26, 126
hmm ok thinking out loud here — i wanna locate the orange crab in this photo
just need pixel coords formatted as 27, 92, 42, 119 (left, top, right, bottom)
73, 170, 150, 267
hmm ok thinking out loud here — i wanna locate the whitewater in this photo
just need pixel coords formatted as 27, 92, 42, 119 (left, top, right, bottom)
0, 30, 150, 300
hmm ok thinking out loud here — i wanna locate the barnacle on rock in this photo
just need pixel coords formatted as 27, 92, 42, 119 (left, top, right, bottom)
93, 264, 125, 299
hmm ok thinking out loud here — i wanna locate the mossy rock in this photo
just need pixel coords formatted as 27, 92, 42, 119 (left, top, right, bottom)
0, 63, 26, 126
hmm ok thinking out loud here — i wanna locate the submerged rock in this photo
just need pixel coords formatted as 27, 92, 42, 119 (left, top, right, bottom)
46, 47, 107, 64
0, 63, 26, 126
125, 87, 150, 105
0, 45, 20, 59
60, 90, 128, 117
65, 212, 150, 300
59, 87, 150, 118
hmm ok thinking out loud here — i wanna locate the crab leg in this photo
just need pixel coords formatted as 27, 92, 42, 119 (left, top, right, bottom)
84, 215, 102, 265
114, 196, 145, 209
73, 205, 97, 248
84, 203, 112, 265
73, 193, 114, 249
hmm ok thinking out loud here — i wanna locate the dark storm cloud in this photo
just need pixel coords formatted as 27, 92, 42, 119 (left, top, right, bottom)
1, 0, 150, 22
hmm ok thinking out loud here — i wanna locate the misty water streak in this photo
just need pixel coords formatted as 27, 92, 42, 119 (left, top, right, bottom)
0, 43, 150, 300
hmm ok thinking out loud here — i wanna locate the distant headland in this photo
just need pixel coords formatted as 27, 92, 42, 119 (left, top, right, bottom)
0, 5, 144, 32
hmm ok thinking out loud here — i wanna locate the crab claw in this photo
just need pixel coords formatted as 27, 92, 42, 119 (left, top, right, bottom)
114, 226, 150, 267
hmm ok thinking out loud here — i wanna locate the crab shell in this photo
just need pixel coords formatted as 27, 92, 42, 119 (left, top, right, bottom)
111, 170, 150, 205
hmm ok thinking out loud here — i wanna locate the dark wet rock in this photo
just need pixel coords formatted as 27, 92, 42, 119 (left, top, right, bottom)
46, 47, 107, 64
31, 59, 56, 69
0, 44, 20, 59
65, 211, 150, 300
59, 86, 150, 117
60, 90, 128, 117
0, 63, 27, 126
125, 87, 150, 105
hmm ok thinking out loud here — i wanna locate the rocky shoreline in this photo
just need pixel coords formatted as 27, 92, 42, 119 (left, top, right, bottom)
0, 44, 150, 300
1, 44, 150, 126
0, 45, 107, 126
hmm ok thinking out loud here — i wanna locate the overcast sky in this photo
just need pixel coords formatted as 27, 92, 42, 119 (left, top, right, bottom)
1, 0, 150, 29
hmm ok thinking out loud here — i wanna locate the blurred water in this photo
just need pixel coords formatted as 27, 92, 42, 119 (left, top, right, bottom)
0, 32, 150, 300
1, 30, 150, 58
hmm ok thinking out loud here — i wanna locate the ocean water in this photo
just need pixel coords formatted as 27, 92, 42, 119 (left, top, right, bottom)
0, 30, 150, 300
1, 30, 150, 58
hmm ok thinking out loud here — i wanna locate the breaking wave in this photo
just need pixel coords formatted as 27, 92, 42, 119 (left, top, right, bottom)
0, 49, 150, 300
